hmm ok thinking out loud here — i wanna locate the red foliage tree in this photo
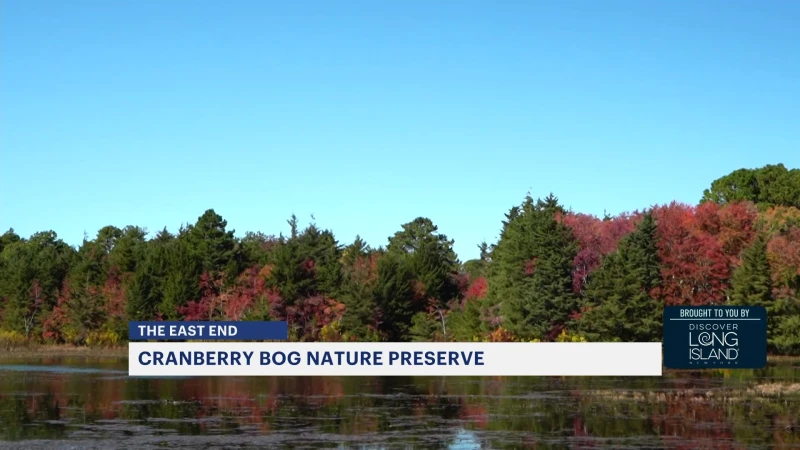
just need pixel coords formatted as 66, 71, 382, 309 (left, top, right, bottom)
221, 266, 284, 321
351, 253, 380, 285
695, 201, 758, 266
464, 276, 488, 302
767, 225, 800, 287
286, 295, 345, 341
761, 206, 800, 233
179, 299, 212, 321
562, 212, 638, 293
652, 202, 730, 306
102, 267, 127, 321
179, 272, 224, 321
454, 272, 471, 298
42, 280, 71, 343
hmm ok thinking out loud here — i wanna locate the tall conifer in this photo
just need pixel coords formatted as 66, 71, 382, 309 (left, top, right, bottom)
580, 213, 662, 342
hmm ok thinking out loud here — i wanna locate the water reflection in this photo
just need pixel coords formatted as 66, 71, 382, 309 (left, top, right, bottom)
0, 358, 798, 448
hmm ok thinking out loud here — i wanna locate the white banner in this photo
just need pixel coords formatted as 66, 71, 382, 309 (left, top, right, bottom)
128, 342, 662, 376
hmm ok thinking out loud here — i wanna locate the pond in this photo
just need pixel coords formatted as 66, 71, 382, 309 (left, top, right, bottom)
0, 357, 799, 449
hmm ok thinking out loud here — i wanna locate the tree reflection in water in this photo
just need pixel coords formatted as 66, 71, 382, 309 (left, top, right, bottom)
0, 359, 798, 448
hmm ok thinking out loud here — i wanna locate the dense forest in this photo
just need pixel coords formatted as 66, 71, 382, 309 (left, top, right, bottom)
1, 164, 799, 354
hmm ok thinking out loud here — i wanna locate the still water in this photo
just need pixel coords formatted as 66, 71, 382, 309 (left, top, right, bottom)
0, 357, 799, 449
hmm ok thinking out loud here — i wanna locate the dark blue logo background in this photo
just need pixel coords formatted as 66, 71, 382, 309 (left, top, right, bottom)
663, 306, 766, 369
129, 321, 288, 341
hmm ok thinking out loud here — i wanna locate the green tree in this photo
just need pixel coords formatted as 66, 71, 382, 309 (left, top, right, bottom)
63, 228, 118, 340
71, 228, 118, 288
579, 213, 663, 342
0, 229, 22, 254
463, 241, 491, 280
701, 164, 800, 207
0, 232, 74, 338
339, 238, 380, 340
296, 224, 342, 297
386, 218, 459, 307
126, 229, 173, 321
269, 218, 342, 307
108, 226, 147, 273
409, 310, 447, 342
447, 298, 487, 341
160, 233, 202, 319
382, 217, 460, 340
730, 234, 773, 307
729, 234, 788, 351
186, 209, 242, 281
373, 253, 416, 341
241, 231, 279, 266
489, 194, 579, 340
341, 235, 369, 268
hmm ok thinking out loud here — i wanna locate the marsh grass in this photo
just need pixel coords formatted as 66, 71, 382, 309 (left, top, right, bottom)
0, 342, 128, 359
585, 383, 800, 403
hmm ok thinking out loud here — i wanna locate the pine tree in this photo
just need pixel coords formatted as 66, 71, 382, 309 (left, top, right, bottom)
490, 195, 579, 340
341, 235, 369, 268
186, 209, 241, 282
0, 232, 74, 337
579, 213, 663, 342
108, 226, 147, 274
295, 225, 342, 297
339, 276, 378, 340
126, 234, 172, 321
730, 234, 772, 307
269, 221, 342, 308
463, 241, 492, 280
160, 236, 202, 319
373, 253, 416, 341
384, 217, 460, 329
730, 234, 777, 346
339, 238, 379, 340
0, 228, 21, 254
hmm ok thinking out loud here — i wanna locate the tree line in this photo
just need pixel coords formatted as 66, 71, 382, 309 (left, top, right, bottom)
1, 164, 799, 354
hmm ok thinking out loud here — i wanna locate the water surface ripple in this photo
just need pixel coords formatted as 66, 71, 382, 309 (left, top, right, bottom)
0, 357, 798, 449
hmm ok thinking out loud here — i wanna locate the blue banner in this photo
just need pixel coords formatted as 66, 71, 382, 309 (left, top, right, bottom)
129, 321, 288, 341
663, 306, 766, 369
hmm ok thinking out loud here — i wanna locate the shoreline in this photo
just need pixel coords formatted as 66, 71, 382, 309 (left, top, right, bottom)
0, 344, 128, 359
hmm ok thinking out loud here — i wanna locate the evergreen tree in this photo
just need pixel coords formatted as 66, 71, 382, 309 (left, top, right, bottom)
386, 217, 460, 306
373, 253, 416, 341
579, 213, 663, 342
490, 194, 579, 340
730, 234, 773, 307
71, 231, 112, 289
447, 298, 486, 341
463, 241, 492, 280
108, 226, 147, 273
0, 231, 74, 337
730, 234, 778, 347
186, 209, 241, 282
160, 233, 202, 319
127, 231, 173, 321
339, 275, 378, 340
296, 224, 342, 297
0, 228, 21, 254
269, 219, 342, 308
381, 218, 460, 338
241, 231, 279, 266
409, 310, 447, 342
341, 235, 369, 268
339, 238, 379, 340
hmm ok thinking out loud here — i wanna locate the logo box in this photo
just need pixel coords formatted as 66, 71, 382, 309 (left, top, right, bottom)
663, 306, 767, 369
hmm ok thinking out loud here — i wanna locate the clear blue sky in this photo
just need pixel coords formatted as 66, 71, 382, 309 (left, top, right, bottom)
1, 1, 798, 261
